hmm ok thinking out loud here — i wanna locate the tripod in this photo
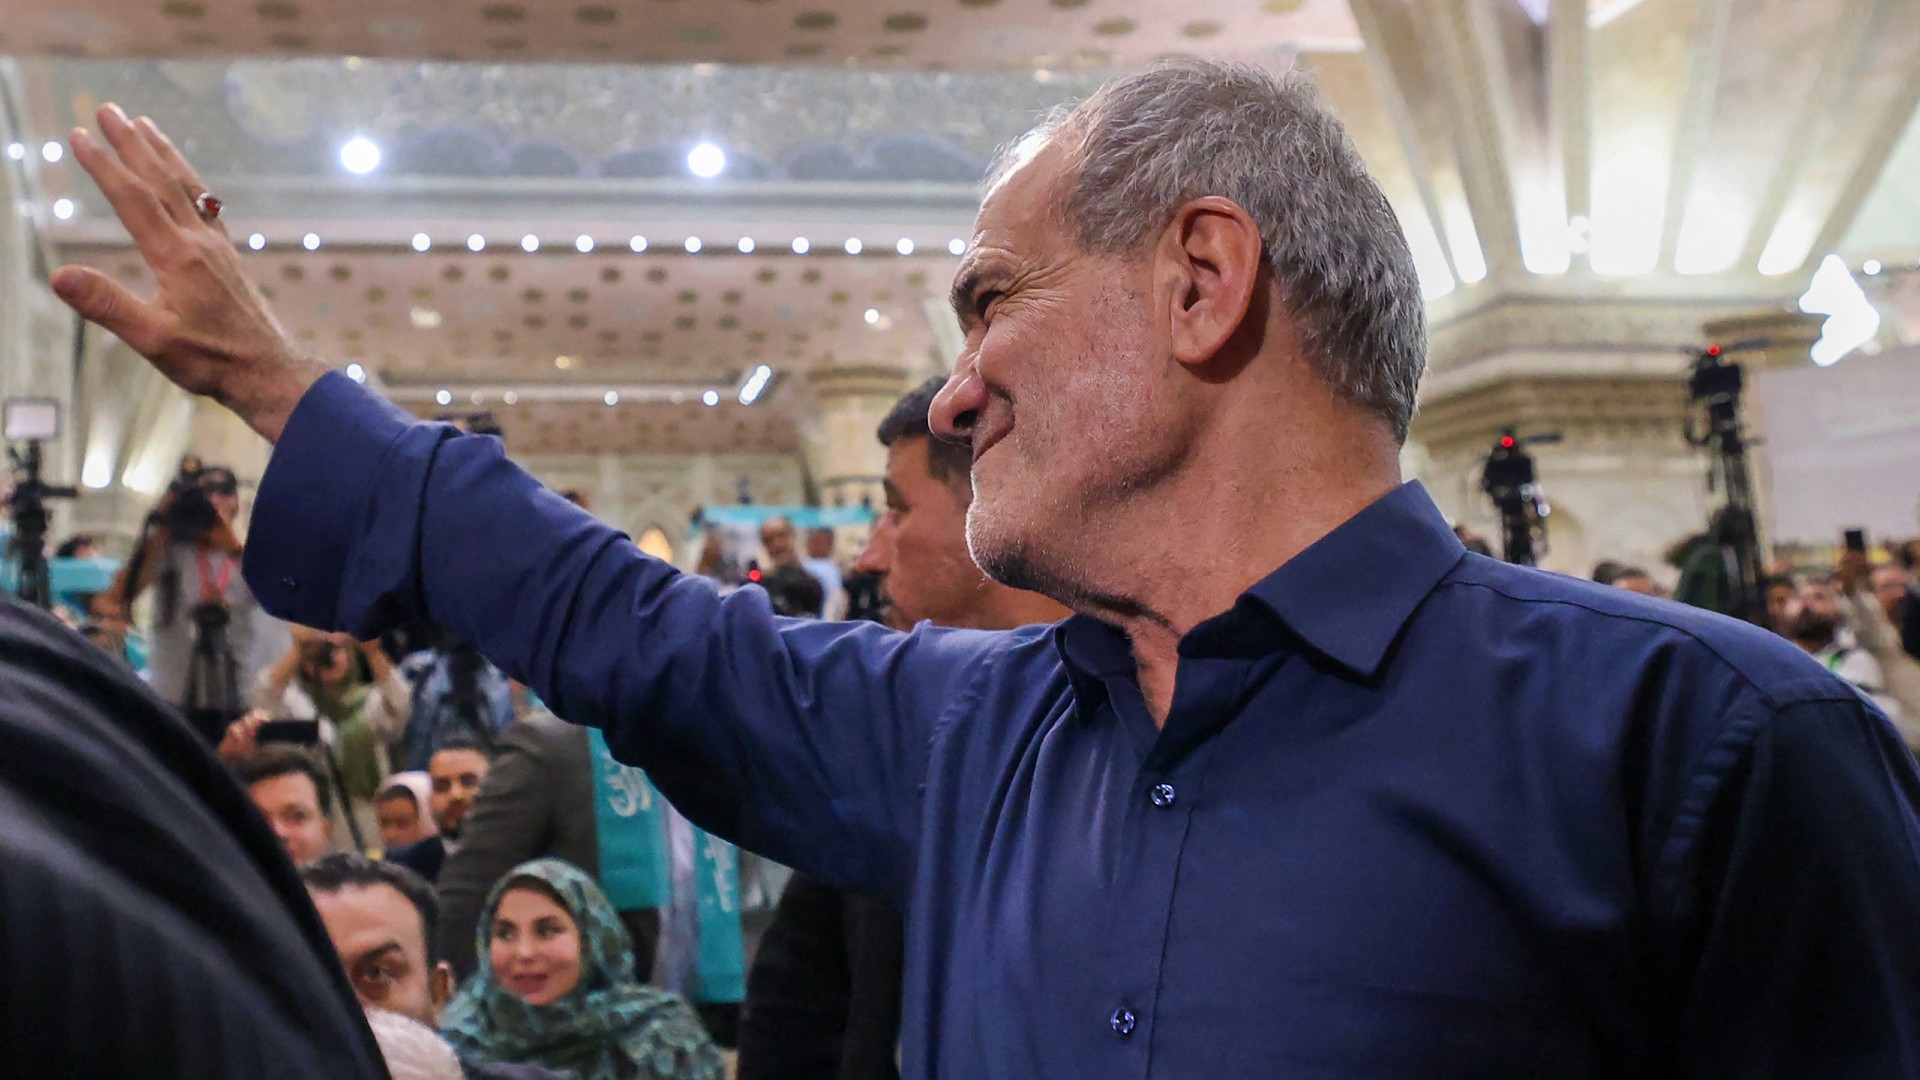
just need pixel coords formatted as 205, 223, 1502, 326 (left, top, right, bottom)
6, 440, 78, 611
181, 601, 244, 745
1684, 345, 1767, 625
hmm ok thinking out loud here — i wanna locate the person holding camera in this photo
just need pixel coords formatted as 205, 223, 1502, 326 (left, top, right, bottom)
252, 624, 413, 842
94, 460, 288, 743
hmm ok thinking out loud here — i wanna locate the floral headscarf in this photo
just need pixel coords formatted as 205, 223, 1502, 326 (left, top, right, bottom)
440, 859, 723, 1080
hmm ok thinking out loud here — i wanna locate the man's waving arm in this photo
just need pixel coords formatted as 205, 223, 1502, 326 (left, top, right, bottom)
50, 104, 985, 899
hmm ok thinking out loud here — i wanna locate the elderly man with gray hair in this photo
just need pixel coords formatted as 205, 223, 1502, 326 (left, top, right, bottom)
54, 59, 1920, 1079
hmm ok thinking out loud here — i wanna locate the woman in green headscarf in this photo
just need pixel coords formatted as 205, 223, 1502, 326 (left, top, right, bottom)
441, 859, 724, 1080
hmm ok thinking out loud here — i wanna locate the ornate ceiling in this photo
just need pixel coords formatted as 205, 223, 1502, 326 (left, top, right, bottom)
4, 0, 1919, 461
0, 0, 1360, 69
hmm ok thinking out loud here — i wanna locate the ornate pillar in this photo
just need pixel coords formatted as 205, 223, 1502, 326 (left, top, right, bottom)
1411, 292, 1768, 578
802, 363, 914, 511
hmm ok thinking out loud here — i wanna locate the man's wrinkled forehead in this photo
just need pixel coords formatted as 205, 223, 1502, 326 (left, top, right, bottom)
955, 137, 1076, 303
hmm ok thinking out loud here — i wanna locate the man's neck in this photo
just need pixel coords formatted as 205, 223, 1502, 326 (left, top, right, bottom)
1062, 410, 1403, 725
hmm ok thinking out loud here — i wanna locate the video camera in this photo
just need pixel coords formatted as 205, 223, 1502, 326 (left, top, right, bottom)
153, 457, 239, 543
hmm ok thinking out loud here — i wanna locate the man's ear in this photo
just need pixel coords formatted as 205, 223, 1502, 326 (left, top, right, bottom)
1159, 196, 1265, 370
430, 960, 454, 1014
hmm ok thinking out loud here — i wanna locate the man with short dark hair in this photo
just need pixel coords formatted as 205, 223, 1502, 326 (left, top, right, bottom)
303, 853, 565, 1080
1592, 560, 1658, 596
739, 377, 1068, 1080
235, 743, 335, 866
303, 854, 451, 1025
391, 734, 492, 883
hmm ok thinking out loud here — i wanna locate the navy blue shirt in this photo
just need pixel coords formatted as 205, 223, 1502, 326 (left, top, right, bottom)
251, 374, 1920, 1078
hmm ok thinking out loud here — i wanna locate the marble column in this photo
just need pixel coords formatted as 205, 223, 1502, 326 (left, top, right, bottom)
801, 363, 914, 512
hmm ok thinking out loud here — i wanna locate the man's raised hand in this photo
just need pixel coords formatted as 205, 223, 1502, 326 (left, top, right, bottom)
49, 103, 328, 444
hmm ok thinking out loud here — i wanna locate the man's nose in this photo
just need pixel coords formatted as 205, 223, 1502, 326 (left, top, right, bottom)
852, 523, 894, 577
929, 356, 984, 444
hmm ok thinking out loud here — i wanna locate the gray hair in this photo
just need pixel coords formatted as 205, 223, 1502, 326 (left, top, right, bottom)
992, 58, 1426, 441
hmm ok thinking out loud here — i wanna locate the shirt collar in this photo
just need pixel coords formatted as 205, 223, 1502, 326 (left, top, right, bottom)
1054, 481, 1466, 702
1239, 481, 1465, 678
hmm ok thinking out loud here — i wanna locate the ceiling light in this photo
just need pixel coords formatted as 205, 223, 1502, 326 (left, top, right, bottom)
52, 198, 74, 220
864, 308, 880, 325
302, 232, 321, 251
409, 306, 442, 329
411, 232, 431, 252
575, 234, 595, 253
1863, 259, 1883, 275
685, 237, 703, 253
4, 143, 23, 161
737, 237, 755, 253
521, 234, 540, 253
248, 233, 266, 250
345, 363, 366, 383
687, 141, 726, 179
701, 389, 720, 407
791, 237, 810, 254
40, 141, 62, 164
338, 136, 381, 175
467, 233, 487, 252
738, 364, 772, 405
629, 235, 648, 253
895, 238, 915, 255
844, 238, 863, 255
555, 355, 573, 370
435, 389, 452, 406
603, 390, 620, 406
948, 238, 965, 256
1800, 254, 1881, 367
503, 390, 518, 404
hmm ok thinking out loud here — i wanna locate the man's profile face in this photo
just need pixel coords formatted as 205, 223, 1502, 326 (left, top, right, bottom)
249, 771, 332, 866
428, 749, 490, 836
853, 437, 988, 628
932, 139, 1173, 594
310, 883, 449, 1026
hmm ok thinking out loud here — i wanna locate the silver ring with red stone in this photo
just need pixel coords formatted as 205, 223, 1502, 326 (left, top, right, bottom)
193, 191, 223, 222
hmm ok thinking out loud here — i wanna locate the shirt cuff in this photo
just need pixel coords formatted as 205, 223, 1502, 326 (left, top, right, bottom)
244, 371, 416, 630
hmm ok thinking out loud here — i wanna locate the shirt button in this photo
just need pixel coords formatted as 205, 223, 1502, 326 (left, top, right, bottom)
1149, 783, 1176, 809
1109, 1007, 1136, 1037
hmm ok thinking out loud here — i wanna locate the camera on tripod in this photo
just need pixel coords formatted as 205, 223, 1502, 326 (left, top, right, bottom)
1480, 427, 1561, 567
5, 398, 79, 611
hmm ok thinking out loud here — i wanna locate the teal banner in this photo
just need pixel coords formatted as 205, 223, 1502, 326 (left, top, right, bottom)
586, 728, 671, 911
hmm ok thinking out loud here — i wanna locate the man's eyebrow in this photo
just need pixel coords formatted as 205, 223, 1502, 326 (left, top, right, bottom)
949, 266, 983, 326
347, 940, 403, 968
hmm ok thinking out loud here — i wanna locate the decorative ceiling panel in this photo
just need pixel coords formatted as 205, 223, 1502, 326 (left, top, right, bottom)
0, 0, 1359, 69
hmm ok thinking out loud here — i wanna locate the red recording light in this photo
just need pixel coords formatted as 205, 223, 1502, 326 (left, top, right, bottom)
1500, 435, 1516, 449
1706, 344, 1722, 357
747, 568, 763, 583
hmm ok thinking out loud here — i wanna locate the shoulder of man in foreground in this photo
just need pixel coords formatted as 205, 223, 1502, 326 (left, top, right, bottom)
1434, 554, 1918, 910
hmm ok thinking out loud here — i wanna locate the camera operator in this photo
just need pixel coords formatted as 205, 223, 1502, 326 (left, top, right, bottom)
254, 624, 413, 840
93, 461, 287, 743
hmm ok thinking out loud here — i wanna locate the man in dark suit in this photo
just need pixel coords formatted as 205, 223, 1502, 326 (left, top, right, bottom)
0, 597, 385, 1079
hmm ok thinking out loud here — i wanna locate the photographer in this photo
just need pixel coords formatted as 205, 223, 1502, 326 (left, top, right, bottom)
254, 625, 413, 840
93, 461, 287, 743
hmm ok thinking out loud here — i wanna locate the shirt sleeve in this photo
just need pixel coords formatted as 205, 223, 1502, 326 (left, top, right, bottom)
244, 373, 992, 895
1662, 695, 1920, 1077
